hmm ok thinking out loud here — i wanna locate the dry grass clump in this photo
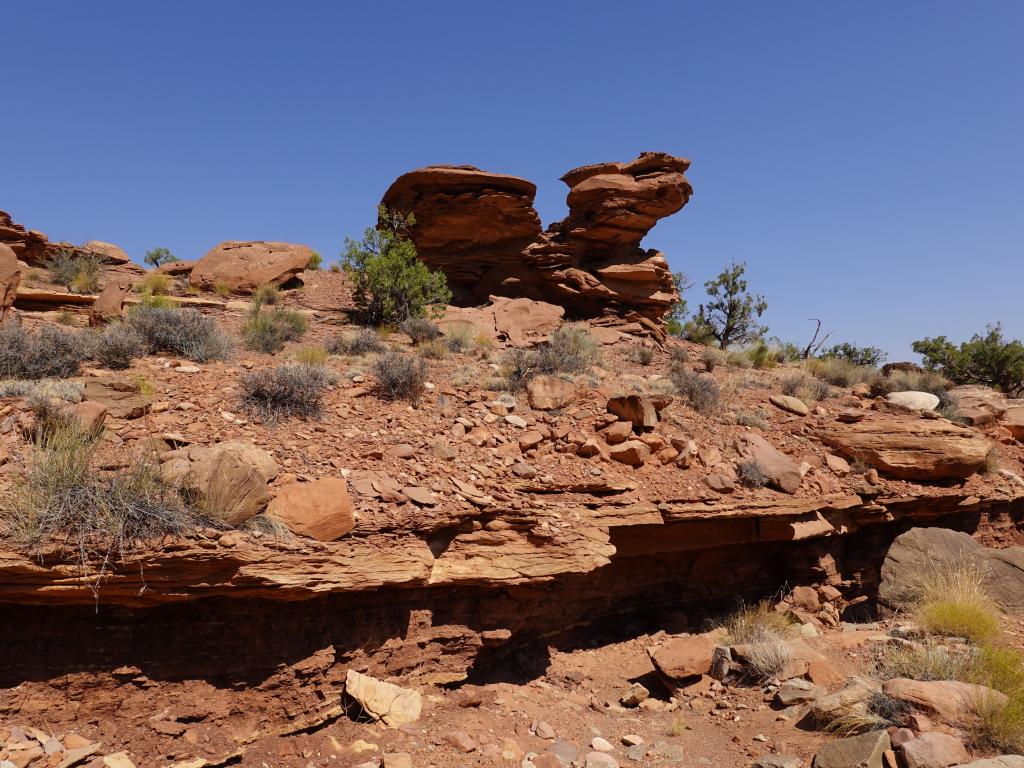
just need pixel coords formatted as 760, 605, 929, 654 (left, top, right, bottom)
444, 321, 477, 353
876, 641, 975, 683
722, 599, 795, 680
735, 409, 770, 430
913, 561, 1000, 643
135, 274, 171, 296
417, 338, 447, 360
781, 372, 833, 401
669, 367, 720, 413
535, 325, 600, 375
239, 364, 336, 423
292, 345, 328, 366
737, 459, 769, 487
93, 323, 148, 370
47, 248, 102, 294
701, 348, 722, 372
805, 357, 874, 388
241, 306, 308, 354
0, 322, 91, 380
625, 344, 655, 366
6, 418, 193, 560
400, 317, 442, 345
868, 369, 948, 399
327, 328, 386, 356
372, 352, 428, 402
126, 305, 231, 362
253, 284, 282, 306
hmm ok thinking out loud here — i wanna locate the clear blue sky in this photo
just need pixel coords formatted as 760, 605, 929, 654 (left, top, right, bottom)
4, 2, 1021, 359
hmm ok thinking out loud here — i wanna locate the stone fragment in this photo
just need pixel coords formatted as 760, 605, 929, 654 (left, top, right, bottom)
609, 440, 650, 466
899, 732, 969, 768
266, 478, 355, 541
619, 683, 649, 708
735, 433, 801, 493
527, 375, 576, 410
770, 394, 809, 416
882, 678, 1006, 725
812, 730, 890, 768
345, 669, 422, 727
191, 241, 314, 294
886, 391, 941, 411
601, 420, 633, 445
606, 395, 658, 430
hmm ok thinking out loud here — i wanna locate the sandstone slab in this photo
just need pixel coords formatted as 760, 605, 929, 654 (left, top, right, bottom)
266, 478, 355, 541
345, 669, 422, 727
191, 241, 313, 294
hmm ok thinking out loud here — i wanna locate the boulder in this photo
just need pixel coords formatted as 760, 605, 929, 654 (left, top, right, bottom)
266, 478, 355, 541
177, 441, 279, 525
607, 395, 659, 430
0, 242, 21, 319
899, 732, 969, 768
882, 678, 1007, 725
947, 385, 1007, 426
813, 730, 890, 768
887, 391, 941, 411
345, 669, 422, 727
82, 240, 132, 265
381, 153, 692, 332
609, 440, 650, 466
490, 296, 565, 347
526, 375, 577, 410
817, 415, 991, 480
649, 633, 717, 692
950, 758, 1024, 768
190, 241, 314, 294
90, 277, 134, 326
770, 394, 809, 416
82, 376, 151, 419
879, 527, 1024, 614
1006, 407, 1024, 442
735, 433, 801, 493
62, 400, 108, 435
154, 259, 195, 276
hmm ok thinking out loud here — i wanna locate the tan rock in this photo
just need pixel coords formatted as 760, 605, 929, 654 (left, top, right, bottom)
266, 478, 355, 541
602, 420, 633, 445
899, 732, 968, 768
62, 400, 108, 435
882, 678, 1006, 725
0, 242, 21, 319
82, 376, 151, 419
1006, 407, 1024, 442
769, 394, 809, 416
490, 296, 565, 347
90, 277, 134, 326
825, 453, 851, 475
609, 440, 650, 466
735, 433, 801, 493
345, 669, 422, 727
527, 375, 577, 410
607, 394, 659, 430
650, 633, 718, 690
180, 441, 278, 525
191, 241, 314, 294
818, 415, 991, 480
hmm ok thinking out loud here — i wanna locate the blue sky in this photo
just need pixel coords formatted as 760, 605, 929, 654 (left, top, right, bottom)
4, 2, 1021, 359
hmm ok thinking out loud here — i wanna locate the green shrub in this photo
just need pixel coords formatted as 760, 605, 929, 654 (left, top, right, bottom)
125, 305, 231, 362
626, 344, 655, 366
669, 367, 720, 413
534, 325, 600, 375
444, 321, 476, 352
327, 328, 386, 356
0, 322, 91, 380
46, 248, 103, 294
308, 250, 322, 270
914, 324, 1024, 397
820, 342, 887, 368
144, 247, 178, 268
343, 206, 451, 326
498, 349, 537, 392
805, 357, 874, 388
737, 459, 768, 486
241, 307, 308, 354
868, 369, 949, 400
253, 284, 282, 306
747, 341, 781, 369
239, 364, 335, 423
135, 274, 171, 295
726, 349, 753, 369
372, 352, 428, 401
913, 561, 1000, 643
94, 324, 147, 370
400, 317, 442, 345
692, 262, 768, 349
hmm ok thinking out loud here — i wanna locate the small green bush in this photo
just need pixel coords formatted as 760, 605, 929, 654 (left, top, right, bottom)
0, 322, 91, 380
253, 284, 282, 306
94, 324, 147, 370
241, 307, 308, 354
444, 321, 476, 352
534, 325, 600, 375
135, 274, 171, 296
144, 247, 178, 268
868, 369, 949, 400
400, 317, 442, 345
47, 248, 103, 294
820, 342, 887, 368
805, 357, 874, 388
327, 328, 386, 356
308, 251, 322, 270
669, 367, 720, 413
701, 348, 721, 372
125, 305, 231, 362
626, 344, 655, 366
914, 324, 1024, 397
239, 364, 335, 423
737, 460, 769, 487
372, 352, 428, 401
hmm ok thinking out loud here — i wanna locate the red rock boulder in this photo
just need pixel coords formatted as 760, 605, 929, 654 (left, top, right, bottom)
190, 241, 314, 294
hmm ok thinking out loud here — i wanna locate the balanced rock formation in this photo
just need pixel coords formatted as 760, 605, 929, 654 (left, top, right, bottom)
190, 241, 314, 294
382, 152, 692, 335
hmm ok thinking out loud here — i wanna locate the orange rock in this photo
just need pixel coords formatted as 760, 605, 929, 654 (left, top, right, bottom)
191, 241, 314, 294
266, 477, 355, 541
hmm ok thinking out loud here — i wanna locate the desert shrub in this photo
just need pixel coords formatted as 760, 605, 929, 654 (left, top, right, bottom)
498, 349, 537, 392
726, 349, 753, 369
125, 305, 231, 362
308, 250, 322, 270
135, 274, 171, 296
327, 328, 386, 356
747, 341, 781, 369
781, 373, 833, 402
735, 411, 770, 431
239, 364, 335, 423
400, 317, 442, 345
669, 347, 690, 365
144, 247, 178, 268
241, 306, 307, 354
701, 348, 722, 372
534, 325, 600, 375
0, 379, 83, 402
821, 342, 888, 368
0, 322, 91, 380
737, 459, 768, 487
343, 206, 451, 326
914, 324, 1024, 397
7, 419, 192, 555
913, 561, 1000, 643
213, 281, 230, 297
47, 248, 102, 294
868, 369, 949, 400
372, 352, 428, 401
626, 344, 655, 366
805, 357, 874, 388
670, 367, 720, 413
722, 600, 794, 680
93, 323, 147, 370
418, 338, 447, 360
692, 262, 768, 349
253, 284, 281, 306
876, 641, 976, 683
444, 321, 476, 352
293, 345, 328, 366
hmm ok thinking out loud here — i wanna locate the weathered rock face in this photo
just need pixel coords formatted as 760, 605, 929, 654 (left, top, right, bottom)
817, 415, 991, 481
0, 242, 21, 319
89, 277, 133, 326
190, 241, 314, 294
381, 153, 691, 334
0, 210, 49, 265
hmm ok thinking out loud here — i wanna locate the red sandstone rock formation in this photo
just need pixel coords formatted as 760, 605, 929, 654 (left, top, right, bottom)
190, 240, 314, 293
382, 152, 692, 336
